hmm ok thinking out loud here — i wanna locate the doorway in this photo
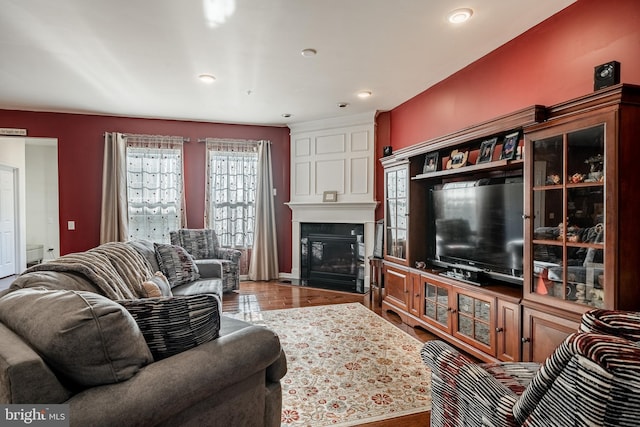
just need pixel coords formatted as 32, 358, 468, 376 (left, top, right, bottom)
0, 166, 17, 278
0, 136, 59, 274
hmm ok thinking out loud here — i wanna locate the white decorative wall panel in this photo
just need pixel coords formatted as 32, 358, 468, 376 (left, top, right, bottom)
350, 157, 369, 194
295, 138, 311, 157
316, 134, 346, 155
316, 159, 345, 193
289, 112, 376, 204
294, 162, 311, 196
351, 130, 369, 152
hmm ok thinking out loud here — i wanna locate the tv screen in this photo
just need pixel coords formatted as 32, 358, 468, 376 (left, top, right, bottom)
430, 180, 523, 284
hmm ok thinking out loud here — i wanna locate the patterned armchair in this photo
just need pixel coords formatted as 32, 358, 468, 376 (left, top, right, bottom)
421, 309, 640, 427
170, 229, 242, 293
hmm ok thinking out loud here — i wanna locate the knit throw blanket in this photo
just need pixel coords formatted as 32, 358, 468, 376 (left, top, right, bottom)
23, 242, 153, 300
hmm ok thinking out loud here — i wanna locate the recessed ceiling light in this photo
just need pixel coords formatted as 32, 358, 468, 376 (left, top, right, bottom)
301, 48, 317, 57
447, 8, 473, 24
337, 102, 349, 108
357, 90, 372, 99
282, 113, 292, 118
198, 74, 216, 83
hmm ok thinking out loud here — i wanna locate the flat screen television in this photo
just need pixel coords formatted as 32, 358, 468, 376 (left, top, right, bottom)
428, 179, 524, 285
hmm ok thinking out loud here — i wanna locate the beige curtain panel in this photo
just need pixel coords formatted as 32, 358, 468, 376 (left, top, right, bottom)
249, 140, 279, 281
100, 132, 128, 243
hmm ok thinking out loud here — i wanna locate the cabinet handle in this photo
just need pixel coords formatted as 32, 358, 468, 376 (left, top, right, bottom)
450, 309, 457, 314
521, 337, 531, 343
522, 214, 531, 220
415, 294, 420, 297
495, 327, 504, 333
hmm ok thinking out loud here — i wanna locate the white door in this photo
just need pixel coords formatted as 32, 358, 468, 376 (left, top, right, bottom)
0, 167, 17, 278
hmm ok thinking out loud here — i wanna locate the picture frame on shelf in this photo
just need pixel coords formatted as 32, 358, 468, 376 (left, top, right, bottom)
477, 137, 497, 164
445, 149, 468, 169
423, 152, 439, 173
372, 219, 384, 258
500, 131, 519, 160
322, 190, 338, 202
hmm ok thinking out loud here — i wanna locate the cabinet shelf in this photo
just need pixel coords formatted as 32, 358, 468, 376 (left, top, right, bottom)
532, 240, 603, 249
533, 182, 604, 191
412, 159, 523, 181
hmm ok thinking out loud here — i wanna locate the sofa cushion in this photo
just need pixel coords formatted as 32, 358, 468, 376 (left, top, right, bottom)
172, 278, 223, 297
154, 243, 200, 287
117, 294, 221, 360
0, 288, 153, 387
128, 239, 161, 272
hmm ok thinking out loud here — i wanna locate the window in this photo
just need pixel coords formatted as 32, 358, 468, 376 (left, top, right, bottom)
206, 140, 258, 248
126, 140, 184, 243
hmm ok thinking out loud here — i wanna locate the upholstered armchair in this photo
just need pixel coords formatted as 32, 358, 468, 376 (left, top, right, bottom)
170, 229, 242, 292
421, 309, 640, 427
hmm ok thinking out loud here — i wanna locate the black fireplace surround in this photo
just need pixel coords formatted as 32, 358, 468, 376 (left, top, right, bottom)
300, 222, 365, 293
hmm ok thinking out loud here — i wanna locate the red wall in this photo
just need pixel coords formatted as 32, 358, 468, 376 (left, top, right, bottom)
3, 0, 638, 272
389, 0, 640, 150
0, 110, 292, 273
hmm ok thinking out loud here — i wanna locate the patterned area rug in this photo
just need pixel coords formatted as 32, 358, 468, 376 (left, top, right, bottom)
233, 303, 431, 426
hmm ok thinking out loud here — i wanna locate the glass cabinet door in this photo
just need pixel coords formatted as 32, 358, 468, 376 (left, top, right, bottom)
423, 281, 450, 329
385, 166, 408, 260
454, 292, 492, 347
530, 124, 605, 308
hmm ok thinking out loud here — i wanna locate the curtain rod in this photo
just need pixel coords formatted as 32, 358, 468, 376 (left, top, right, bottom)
197, 138, 269, 144
103, 132, 190, 142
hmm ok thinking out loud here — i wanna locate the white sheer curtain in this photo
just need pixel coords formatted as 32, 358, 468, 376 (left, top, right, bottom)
101, 133, 186, 244
205, 139, 258, 274
248, 140, 279, 281
125, 135, 186, 243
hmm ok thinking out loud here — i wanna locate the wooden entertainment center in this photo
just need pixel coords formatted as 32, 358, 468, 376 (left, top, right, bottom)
380, 84, 640, 363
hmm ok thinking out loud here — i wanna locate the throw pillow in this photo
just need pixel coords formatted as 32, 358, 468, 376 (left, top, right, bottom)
0, 288, 153, 387
154, 243, 200, 288
150, 271, 173, 296
117, 294, 221, 360
140, 280, 162, 298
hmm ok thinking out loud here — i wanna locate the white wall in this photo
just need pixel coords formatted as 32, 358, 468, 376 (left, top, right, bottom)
0, 137, 27, 271
26, 139, 60, 259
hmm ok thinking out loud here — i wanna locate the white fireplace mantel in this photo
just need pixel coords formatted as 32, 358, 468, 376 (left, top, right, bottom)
287, 201, 379, 280
286, 201, 378, 223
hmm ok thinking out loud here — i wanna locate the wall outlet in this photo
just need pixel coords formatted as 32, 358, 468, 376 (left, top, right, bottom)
68, 221, 76, 230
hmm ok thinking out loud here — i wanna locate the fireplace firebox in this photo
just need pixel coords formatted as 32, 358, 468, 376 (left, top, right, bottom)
300, 223, 365, 293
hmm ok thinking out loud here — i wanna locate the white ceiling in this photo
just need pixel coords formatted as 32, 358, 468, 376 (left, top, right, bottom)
0, 0, 576, 127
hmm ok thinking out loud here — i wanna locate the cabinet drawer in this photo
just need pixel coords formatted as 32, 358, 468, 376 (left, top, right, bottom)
384, 265, 409, 311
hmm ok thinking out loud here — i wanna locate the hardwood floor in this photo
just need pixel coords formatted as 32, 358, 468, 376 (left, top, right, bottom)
1, 276, 433, 425
223, 280, 435, 426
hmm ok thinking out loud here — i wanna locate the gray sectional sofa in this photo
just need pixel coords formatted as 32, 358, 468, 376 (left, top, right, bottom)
0, 240, 286, 427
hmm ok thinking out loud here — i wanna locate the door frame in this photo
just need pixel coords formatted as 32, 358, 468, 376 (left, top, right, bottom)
0, 164, 19, 278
